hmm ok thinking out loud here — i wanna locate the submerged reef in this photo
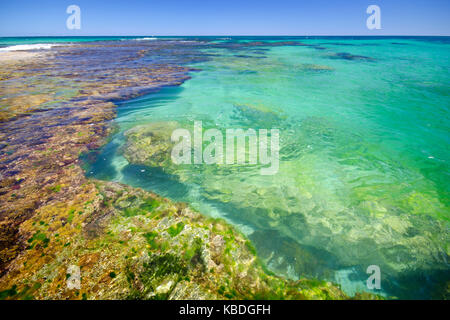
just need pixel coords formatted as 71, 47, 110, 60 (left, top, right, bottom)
326, 52, 375, 61
121, 115, 449, 299
0, 40, 373, 299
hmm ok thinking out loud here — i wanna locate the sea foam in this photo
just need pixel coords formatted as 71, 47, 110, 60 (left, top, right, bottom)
130, 37, 157, 41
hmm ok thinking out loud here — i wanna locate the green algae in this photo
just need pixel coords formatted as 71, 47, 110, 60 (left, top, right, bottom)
167, 222, 185, 237
0, 284, 36, 300
144, 231, 159, 248
0, 285, 17, 299
140, 197, 160, 211
67, 209, 76, 223
49, 185, 62, 193
127, 252, 188, 300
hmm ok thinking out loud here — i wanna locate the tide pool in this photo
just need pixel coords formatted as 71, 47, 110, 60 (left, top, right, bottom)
85, 37, 450, 299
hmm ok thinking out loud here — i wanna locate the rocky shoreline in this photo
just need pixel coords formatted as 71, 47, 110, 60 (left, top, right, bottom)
0, 41, 377, 299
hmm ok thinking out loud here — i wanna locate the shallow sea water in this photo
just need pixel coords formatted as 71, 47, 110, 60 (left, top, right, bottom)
83, 37, 450, 299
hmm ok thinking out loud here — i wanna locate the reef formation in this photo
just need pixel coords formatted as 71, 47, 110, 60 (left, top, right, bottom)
0, 40, 375, 300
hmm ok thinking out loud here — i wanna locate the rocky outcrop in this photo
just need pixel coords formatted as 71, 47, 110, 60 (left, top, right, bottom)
0, 180, 358, 300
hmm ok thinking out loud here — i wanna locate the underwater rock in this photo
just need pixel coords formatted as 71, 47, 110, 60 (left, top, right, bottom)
231, 104, 285, 128
121, 113, 449, 299
299, 64, 334, 72
327, 52, 375, 61
243, 41, 308, 47
123, 122, 180, 169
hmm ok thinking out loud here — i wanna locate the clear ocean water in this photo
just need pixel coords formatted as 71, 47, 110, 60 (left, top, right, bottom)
6, 36, 448, 298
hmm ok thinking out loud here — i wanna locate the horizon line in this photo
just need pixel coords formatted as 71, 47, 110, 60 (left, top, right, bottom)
1, 34, 450, 38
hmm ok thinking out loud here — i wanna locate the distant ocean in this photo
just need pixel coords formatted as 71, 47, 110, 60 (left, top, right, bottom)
1, 35, 449, 50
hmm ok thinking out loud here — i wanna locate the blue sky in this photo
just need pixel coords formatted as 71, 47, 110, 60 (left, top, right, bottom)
0, 0, 449, 36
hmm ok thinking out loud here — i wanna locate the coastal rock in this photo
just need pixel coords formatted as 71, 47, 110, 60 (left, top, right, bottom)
123, 121, 180, 169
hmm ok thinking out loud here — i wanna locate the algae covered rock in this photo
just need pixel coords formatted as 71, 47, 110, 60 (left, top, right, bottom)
123, 121, 180, 170
0, 180, 360, 300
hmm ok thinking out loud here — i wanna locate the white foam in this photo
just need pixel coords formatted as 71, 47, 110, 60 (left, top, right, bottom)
0, 43, 60, 52
131, 37, 157, 41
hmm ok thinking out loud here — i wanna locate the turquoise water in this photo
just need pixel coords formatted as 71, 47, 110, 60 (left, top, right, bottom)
76, 37, 450, 299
